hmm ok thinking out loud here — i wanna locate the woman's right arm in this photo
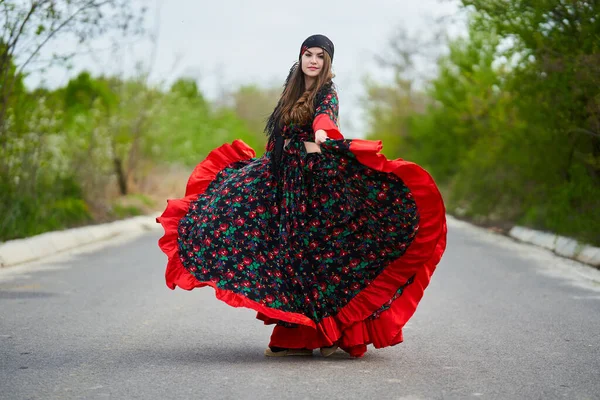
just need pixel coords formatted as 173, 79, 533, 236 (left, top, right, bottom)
312, 88, 344, 141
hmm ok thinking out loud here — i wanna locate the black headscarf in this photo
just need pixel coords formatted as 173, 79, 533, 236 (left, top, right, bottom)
265, 34, 335, 179
300, 34, 334, 61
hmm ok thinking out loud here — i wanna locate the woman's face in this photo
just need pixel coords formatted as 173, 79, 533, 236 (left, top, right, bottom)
301, 46, 325, 78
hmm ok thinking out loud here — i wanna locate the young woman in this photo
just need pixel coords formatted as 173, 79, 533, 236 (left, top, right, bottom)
157, 34, 447, 358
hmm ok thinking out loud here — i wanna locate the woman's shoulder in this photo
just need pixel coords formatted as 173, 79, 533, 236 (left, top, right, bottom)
322, 80, 337, 95
315, 81, 337, 105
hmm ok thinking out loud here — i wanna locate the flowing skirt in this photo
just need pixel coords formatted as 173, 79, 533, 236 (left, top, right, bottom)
157, 136, 447, 357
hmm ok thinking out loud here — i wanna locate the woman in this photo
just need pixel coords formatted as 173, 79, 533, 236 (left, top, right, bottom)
157, 34, 447, 358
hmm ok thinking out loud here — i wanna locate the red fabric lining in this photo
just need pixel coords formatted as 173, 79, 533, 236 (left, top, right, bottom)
313, 114, 344, 140
157, 140, 316, 327
156, 138, 447, 357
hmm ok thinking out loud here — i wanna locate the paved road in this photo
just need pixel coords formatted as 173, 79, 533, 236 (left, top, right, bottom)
1, 218, 599, 400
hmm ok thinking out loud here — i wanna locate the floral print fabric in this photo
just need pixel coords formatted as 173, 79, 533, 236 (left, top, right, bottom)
314, 90, 339, 126
177, 87, 420, 324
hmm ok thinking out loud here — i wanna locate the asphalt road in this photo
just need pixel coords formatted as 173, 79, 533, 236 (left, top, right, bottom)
1, 217, 599, 400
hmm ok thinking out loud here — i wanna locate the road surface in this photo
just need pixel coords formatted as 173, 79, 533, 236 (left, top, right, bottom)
1, 218, 599, 400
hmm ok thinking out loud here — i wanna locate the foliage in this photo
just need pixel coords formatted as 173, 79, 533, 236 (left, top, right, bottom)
0, 0, 144, 136
366, 1, 600, 245
229, 84, 280, 137
0, 0, 144, 240
0, 70, 270, 241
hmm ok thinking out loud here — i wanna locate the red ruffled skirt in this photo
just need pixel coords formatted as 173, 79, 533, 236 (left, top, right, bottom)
157, 137, 446, 357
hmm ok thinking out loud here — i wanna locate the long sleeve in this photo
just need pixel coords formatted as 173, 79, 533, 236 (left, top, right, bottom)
312, 88, 344, 140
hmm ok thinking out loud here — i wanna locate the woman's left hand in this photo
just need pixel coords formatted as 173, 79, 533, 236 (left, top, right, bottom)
315, 129, 328, 145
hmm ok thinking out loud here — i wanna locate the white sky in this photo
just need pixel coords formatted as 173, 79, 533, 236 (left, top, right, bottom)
28, 0, 466, 137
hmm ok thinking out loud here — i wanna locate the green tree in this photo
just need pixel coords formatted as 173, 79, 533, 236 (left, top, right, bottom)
460, 0, 600, 240
0, 1, 145, 241
366, 1, 600, 244
0, 0, 144, 136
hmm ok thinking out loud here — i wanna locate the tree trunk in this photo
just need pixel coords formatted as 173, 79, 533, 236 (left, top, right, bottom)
113, 157, 127, 195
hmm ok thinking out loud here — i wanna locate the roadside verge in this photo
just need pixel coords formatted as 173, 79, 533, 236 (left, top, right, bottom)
0, 215, 160, 268
508, 226, 600, 269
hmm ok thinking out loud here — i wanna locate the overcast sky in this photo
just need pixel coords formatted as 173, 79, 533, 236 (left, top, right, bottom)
29, 0, 466, 137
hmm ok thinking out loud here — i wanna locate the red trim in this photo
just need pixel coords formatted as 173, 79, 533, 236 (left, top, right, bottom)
157, 140, 316, 327
184, 139, 256, 197
334, 139, 447, 326
313, 114, 344, 140
156, 138, 447, 357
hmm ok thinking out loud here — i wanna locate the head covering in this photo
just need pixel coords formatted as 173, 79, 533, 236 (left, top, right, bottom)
299, 34, 334, 61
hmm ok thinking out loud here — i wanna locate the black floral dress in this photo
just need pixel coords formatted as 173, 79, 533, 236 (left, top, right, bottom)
157, 83, 447, 357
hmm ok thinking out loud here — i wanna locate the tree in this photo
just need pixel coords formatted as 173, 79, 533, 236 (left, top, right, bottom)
365, 1, 600, 244
458, 0, 600, 240
0, 0, 145, 139
0, 1, 146, 240
461, 0, 600, 182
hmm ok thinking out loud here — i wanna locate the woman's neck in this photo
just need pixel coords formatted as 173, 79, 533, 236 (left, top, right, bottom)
304, 76, 315, 90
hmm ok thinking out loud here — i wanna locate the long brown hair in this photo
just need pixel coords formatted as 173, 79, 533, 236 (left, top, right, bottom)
278, 52, 334, 126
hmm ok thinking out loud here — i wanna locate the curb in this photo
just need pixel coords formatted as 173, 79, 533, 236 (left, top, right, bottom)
509, 226, 600, 268
0, 215, 160, 268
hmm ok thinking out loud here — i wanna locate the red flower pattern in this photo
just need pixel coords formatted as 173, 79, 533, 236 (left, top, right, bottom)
176, 87, 420, 323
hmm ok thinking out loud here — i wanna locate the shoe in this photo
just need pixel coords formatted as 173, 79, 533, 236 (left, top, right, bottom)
319, 345, 339, 357
264, 347, 313, 357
